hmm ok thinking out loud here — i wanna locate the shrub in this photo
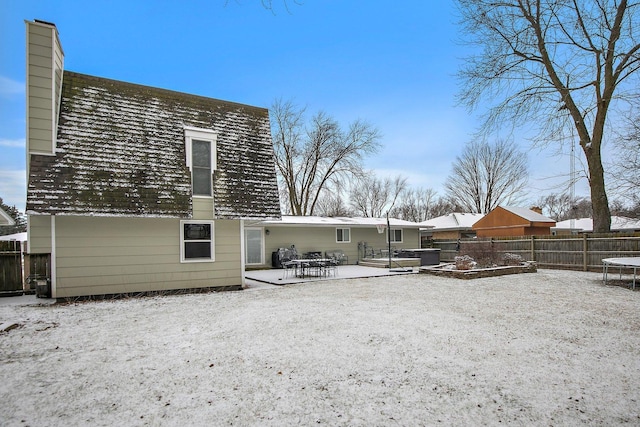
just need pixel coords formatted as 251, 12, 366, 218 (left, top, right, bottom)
460, 240, 501, 268
500, 252, 524, 266
455, 255, 476, 270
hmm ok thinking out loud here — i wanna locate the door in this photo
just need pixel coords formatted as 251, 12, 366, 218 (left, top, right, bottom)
245, 228, 264, 265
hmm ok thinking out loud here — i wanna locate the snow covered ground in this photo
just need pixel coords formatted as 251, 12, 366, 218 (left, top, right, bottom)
1, 269, 639, 426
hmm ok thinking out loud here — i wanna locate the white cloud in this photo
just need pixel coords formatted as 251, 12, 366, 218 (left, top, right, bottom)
0, 170, 27, 211
0, 76, 25, 96
0, 138, 25, 148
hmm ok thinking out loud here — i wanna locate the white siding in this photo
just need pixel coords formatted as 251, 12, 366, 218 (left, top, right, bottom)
27, 215, 52, 253
192, 197, 214, 220
26, 20, 64, 158
53, 216, 242, 298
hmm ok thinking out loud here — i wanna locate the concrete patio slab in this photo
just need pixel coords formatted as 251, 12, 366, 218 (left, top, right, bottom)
245, 264, 417, 285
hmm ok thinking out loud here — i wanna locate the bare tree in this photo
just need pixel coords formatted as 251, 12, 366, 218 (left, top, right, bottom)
456, 0, 640, 232
224, 0, 302, 14
429, 196, 466, 218
610, 110, 640, 205
313, 182, 353, 217
271, 99, 381, 216
388, 187, 439, 222
444, 140, 528, 214
349, 175, 408, 218
612, 198, 640, 218
536, 193, 592, 220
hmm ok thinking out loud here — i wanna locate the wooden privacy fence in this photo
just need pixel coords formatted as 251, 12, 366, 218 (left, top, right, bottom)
432, 234, 640, 271
0, 241, 23, 293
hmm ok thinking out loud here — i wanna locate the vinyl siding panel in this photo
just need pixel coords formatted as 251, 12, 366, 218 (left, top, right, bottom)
53, 216, 242, 298
192, 197, 214, 219
28, 22, 54, 38
29, 69, 52, 90
29, 56, 53, 74
27, 21, 55, 156
27, 32, 53, 49
28, 43, 54, 58
27, 215, 52, 253
27, 86, 54, 101
29, 105, 53, 120
29, 117, 53, 132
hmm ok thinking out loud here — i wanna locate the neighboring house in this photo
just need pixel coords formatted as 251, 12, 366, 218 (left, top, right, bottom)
0, 207, 16, 227
553, 216, 640, 234
25, 20, 280, 299
245, 216, 423, 268
419, 213, 485, 241
0, 232, 27, 242
472, 206, 556, 238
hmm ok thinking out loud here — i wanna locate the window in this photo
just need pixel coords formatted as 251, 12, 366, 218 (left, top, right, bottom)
245, 228, 264, 265
181, 221, 214, 262
185, 127, 217, 197
336, 227, 350, 243
388, 228, 403, 243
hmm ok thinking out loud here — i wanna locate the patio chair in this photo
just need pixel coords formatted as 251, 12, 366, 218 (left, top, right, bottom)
326, 250, 348, 265
324, 258, 338, 277
281, 258, 297, 279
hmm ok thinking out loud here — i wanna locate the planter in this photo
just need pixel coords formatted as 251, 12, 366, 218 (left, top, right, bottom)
419, 262, 537, 279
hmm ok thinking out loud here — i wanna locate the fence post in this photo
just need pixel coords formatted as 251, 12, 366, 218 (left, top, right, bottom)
530, 235, 535, 262
583, 234, 588, 271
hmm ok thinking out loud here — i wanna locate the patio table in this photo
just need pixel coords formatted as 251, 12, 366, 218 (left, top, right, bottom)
602, 257, 640, 289
289, 259, 335, 278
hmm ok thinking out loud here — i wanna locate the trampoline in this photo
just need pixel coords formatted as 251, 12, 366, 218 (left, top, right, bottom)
602, 257, 640, 289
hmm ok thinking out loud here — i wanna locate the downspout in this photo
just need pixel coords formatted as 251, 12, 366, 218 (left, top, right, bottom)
240, 219, 245, 288
50, 215, 56, 298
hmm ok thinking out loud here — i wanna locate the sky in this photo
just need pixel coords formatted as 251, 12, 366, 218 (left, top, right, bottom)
0, 0, 590, 211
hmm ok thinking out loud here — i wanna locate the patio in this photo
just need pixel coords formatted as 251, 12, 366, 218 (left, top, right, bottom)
245, 264, 417, 285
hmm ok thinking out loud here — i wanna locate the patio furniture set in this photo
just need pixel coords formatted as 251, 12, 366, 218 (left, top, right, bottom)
282, 257, 339, 279
273, 247, 347, 279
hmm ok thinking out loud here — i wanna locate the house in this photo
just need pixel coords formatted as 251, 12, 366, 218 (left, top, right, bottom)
553, 216, 640, 234
25, 20, 281, 299
0, 206, 15, 227
472, 206, 555, 238
245, 216, 423, 268
419, 212, 485, 241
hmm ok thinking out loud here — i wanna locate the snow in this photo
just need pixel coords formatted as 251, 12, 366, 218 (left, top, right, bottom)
1, 269, 639, 425
418, 212, 485, 230
256, 216, 422, 228
0, 232, 27, 241
554, 216, 640, 232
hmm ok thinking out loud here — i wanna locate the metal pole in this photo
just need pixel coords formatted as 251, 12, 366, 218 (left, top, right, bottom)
387, 213, 391, 271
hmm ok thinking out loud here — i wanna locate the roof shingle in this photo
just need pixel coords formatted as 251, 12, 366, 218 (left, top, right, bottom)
27, 71, 281, 220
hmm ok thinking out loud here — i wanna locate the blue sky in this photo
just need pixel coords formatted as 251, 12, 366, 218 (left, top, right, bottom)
0, 0, 587, 211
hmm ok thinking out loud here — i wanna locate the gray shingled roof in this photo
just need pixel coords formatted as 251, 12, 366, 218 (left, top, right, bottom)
27, 71, 281, 219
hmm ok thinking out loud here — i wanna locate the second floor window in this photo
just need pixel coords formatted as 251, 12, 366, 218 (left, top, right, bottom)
192, 140, 211, 196
185, 127, 217, 197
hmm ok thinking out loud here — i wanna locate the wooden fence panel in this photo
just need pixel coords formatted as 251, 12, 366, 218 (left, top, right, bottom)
0, 241, 23, 293
432, 234, 640, 271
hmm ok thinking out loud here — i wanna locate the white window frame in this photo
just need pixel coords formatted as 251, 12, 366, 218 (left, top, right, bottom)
180, 220, 215, 263
387, 228, 403, 244
336, 227, 351, 243
184, 127, 217, 198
